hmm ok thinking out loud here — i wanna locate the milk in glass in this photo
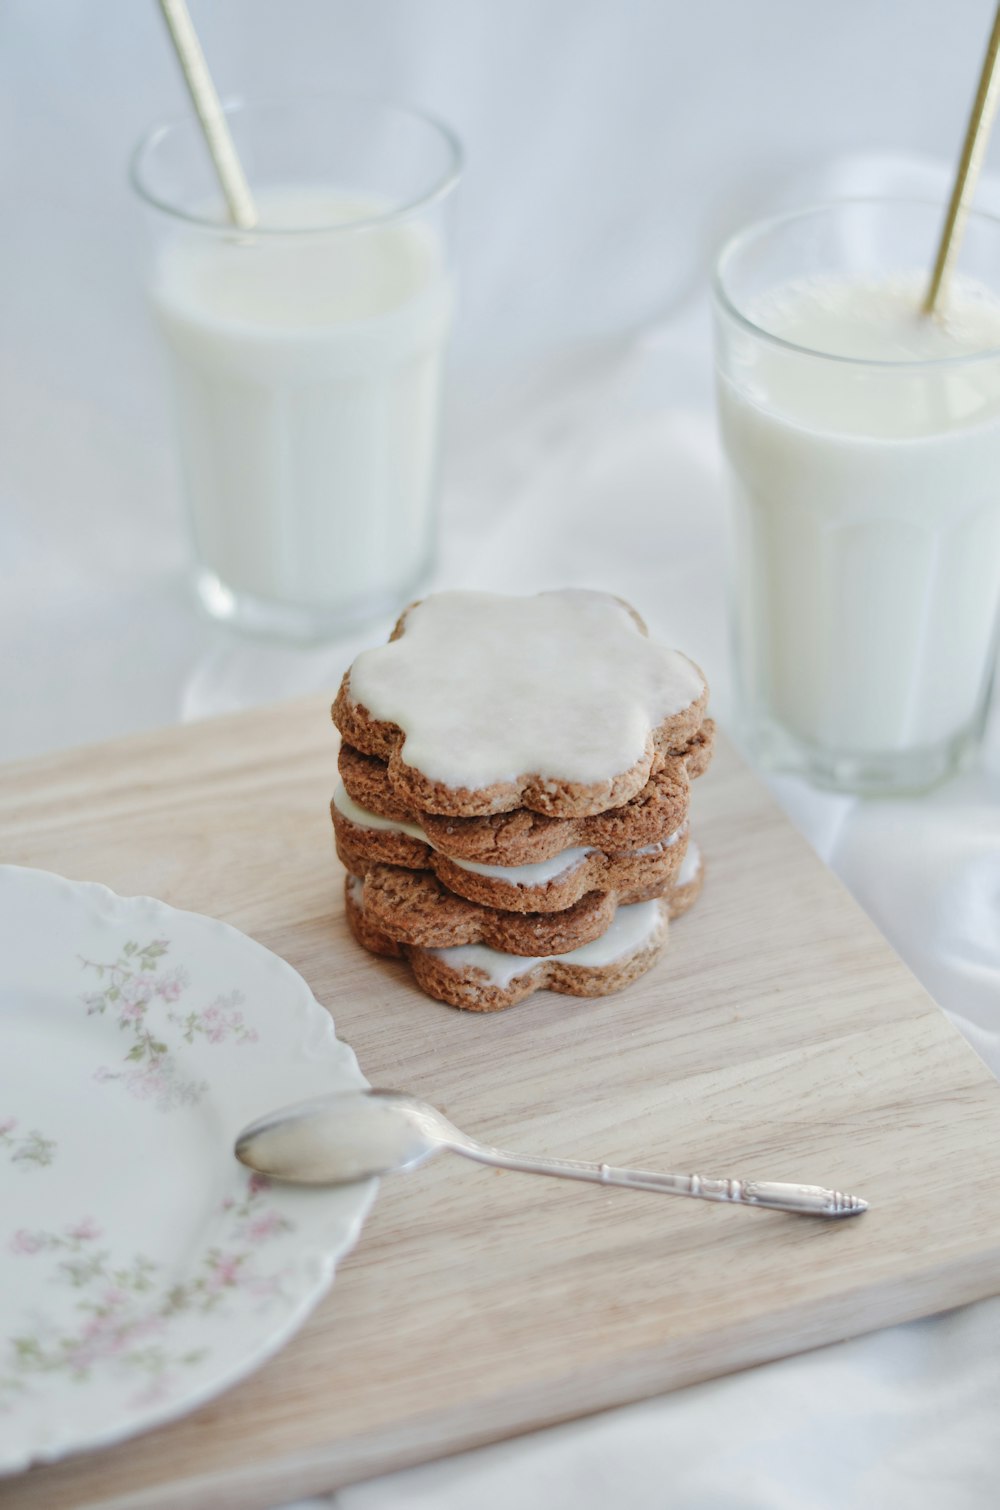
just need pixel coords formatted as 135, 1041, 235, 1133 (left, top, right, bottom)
150, 189, 452, 626
717, 271, 1000, 781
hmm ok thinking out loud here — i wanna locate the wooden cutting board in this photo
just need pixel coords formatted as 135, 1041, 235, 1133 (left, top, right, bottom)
3, 697, 1000, 1510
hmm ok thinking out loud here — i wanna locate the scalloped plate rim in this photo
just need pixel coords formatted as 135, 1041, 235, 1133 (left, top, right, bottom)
0, 865, 376, 1475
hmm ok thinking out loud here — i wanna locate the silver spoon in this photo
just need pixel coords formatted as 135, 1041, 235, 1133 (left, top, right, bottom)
235, 1088, 868, 1219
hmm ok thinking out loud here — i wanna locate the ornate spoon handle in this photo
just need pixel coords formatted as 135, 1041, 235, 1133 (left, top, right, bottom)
453, 1142, 867, 1218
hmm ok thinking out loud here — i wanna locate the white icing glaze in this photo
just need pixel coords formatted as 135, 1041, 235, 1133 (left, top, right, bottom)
634, 823, 686, 857
449, 847, 592, 886
349, 590, 704, 788
425, 899, 663, 989
676, 841, 701, 887
336, 782, 590, 887
347, 875, 365, 904
333, 782, 427, 842
336, 781, 684, 890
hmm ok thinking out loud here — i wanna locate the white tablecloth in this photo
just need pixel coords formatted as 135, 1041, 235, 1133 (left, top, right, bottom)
4, 3, 1000, 1501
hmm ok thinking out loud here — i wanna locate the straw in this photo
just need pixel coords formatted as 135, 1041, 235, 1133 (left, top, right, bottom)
924, 2, 1000, 314
156, 0, 258, 230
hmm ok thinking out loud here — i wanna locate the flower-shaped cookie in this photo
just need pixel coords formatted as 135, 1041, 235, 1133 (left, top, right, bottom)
345, 877, 670, 1012
333, 590, 708, 818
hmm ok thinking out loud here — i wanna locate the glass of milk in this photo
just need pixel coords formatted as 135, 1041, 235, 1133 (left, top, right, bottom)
713, 200, 1000, 794
131, 97, 460, 638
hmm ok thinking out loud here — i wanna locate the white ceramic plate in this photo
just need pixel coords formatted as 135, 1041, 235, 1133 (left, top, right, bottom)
0, 865, 375, 1474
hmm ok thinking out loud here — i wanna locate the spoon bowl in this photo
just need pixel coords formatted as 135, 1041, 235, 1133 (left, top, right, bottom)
235, 1089, 450, 1184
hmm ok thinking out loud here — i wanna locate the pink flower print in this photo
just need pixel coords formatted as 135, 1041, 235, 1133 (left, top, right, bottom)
121, 973, 156, 1009
83, 947, 245, 1113
199, 1003, 227, 1043
10, 1229, 43, 1255
67, 1309, 163, 1373
155, 969, 187, 1002
194, 994, 257, 1046
67, 1323, 118, 1371
244, 1211, 285, 1243
247, 1172, 270, 1197
128, 1066, 167, 1101
0, 1116, 17, 1137
207, 1252, 244, 1291
241, 1021, 259, 1043
248, 1274, 283, 1300
67, 1217, 101, 1242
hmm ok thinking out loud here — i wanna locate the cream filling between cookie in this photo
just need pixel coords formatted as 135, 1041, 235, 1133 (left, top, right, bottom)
633, 825, 686, 857
334, 781, 595, 886
336, 781, 687, 888
425, 898, 664, 988
334, 782, 427, 842
444, 848, 593, 885
676, 841, 701, 887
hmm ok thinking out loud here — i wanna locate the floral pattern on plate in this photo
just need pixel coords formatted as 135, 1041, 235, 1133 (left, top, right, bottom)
0, 1121, 57, 1173
3, 1174, 292, 1412
0, 866, 375, 1474
81, 936, 259, 1112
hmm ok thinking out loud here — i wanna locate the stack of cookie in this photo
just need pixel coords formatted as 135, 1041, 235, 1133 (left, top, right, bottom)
331, 589, 713, 1011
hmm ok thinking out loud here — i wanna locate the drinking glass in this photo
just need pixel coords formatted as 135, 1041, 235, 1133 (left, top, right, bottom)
132, 96, 461, 639
713, 200, 1000, 793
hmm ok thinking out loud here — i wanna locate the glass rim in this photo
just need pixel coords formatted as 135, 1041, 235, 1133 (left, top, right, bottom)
712, 197, 1000, 370
129, 92, 463, 235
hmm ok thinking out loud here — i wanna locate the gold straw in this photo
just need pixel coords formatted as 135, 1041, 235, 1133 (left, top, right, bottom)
924, 2, 1000, 314
156, 0, 258, 230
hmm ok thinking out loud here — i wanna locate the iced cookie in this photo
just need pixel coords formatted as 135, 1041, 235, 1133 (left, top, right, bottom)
605, 837, 705, 919
680, 721, 715, 783
332, 590, 708, 818
344, 876, 669, 1012
355, 861, 676, 954
336, 720, 714, 865
668, 839, 704, 920
359, 865, 619, 953
332, 782, 688, 913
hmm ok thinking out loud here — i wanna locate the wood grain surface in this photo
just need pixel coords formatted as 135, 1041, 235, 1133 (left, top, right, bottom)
2, 696, 1000, 1510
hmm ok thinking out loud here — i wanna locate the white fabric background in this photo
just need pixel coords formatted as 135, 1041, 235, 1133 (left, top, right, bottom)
3, 3, 1000, 1505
